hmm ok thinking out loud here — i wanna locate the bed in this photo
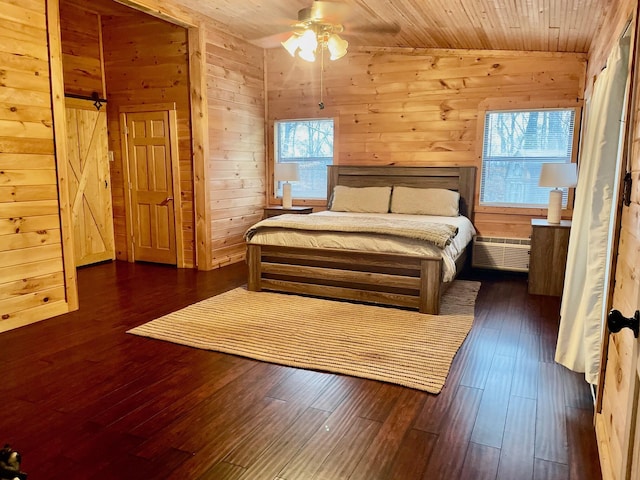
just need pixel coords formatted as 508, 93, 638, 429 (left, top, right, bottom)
245, 165, 476, 314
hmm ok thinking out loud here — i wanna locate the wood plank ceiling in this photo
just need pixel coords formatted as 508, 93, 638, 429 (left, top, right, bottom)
154, 0, 611, 53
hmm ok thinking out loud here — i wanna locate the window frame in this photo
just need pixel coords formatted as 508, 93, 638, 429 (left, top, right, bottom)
270, 117, 337, 206
476, 105, 582, 216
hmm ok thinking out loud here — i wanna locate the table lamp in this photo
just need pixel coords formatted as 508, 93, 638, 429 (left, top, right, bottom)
275, 163, 299, 209
538, 163, 578, 224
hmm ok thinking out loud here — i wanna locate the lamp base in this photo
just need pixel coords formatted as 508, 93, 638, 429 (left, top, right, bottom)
547, 189, 563, 224
282, 182, 293, 209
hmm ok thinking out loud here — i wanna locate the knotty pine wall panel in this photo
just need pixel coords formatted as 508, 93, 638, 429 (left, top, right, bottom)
266, 47, 586, 238
585, 0, 635, 96
58, 0, 267, 269
59, 1, 104, 97
0, 0, 71, 331
204, 29, 265, 268
101, 11, 195, 266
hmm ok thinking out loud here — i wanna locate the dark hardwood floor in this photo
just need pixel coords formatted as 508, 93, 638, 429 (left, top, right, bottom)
0, 261, 601, 479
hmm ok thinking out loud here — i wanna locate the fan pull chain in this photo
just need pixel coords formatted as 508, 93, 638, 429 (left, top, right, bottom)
319, 43, 325, 110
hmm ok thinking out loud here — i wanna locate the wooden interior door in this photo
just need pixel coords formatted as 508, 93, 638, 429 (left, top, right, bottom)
123, 110, 178, 265
65, 98, 115, 267
594, 13, 640, 479
605, 299, 640, 480
631, 334, 640, 479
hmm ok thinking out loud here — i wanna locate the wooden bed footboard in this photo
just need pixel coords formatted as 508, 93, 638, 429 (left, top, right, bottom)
247, 243, 444, 314
246, 165, 476, 315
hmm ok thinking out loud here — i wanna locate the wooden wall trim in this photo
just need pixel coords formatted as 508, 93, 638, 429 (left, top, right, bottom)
358, 45, 590, 60
47, 0, 78, 311
168, 108, 185, 268
188, 26, 212, 270
473, 102, 582, 223
119, 103, 178, 113
113, 0, 196, 27
119, 112, 134, 262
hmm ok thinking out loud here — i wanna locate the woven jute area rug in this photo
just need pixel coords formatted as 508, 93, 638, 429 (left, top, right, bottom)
128, 280, 480, 393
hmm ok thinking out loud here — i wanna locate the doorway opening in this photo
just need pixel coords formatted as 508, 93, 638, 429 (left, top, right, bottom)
58, 0, 202, 269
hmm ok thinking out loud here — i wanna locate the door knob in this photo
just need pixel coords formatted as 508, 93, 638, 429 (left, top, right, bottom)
159, 196, 173, 206
607, 309, 640, 338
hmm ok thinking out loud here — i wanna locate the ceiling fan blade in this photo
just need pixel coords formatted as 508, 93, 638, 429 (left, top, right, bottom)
343, 22, 401, 36
250, 30, 296, 49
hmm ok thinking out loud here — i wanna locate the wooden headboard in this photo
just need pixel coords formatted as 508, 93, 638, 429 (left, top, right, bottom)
327, 166, 476, 220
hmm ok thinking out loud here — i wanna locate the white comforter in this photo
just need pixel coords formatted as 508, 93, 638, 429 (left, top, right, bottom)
246, 211, 476, 282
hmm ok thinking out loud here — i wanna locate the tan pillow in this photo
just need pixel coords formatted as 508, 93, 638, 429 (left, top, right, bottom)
390, 186, 460, 216
330, 185, 392, 213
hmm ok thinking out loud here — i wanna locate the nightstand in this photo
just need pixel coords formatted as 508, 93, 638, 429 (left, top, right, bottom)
528, 219, 572, 296
263, 206, 313, 219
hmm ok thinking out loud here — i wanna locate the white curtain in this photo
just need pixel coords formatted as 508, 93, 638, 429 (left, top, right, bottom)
555, 33, 630, 384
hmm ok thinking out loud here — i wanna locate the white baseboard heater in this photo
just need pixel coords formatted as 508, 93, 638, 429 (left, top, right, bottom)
472, 236, 531, 272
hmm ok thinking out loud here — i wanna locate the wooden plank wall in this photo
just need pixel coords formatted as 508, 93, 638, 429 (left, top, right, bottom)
585, 0, 636, 96
59, 0, 267, 269
59, 1, 104, 97
266, 47, 587, 238
590, 0, 639, 477
204, 29, 266, 268
0, 0, 71, 331
101, 10, 195, 266
58, 0, 196, 266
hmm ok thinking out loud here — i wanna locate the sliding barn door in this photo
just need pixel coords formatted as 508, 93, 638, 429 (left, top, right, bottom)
122, 110, 180, 265
629, 330, 640, 479
65, 98, 115, 267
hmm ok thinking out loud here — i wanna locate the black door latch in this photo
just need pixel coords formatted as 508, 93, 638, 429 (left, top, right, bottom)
608, 309, 640, 338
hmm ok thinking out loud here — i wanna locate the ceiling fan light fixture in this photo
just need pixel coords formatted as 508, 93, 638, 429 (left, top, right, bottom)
297, 29, 318, 62
298, 29, 318, 50
298, 47, 316, 62
281, 34, 300, 57
279, 22, 348, 63
327, 33, 348, 60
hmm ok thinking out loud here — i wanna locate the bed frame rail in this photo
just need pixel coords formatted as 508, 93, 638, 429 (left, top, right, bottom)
247, 244, 444, 314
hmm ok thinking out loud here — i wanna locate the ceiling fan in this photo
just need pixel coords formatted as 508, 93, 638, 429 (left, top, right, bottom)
252, 1, 400, 62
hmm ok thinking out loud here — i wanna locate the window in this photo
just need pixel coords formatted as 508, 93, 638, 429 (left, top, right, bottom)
480, 108, 577, 208
274, 118, 334, 200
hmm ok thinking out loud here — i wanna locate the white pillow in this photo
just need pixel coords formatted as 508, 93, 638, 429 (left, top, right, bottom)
330, 185, 392, 213
390, 186, 460, 216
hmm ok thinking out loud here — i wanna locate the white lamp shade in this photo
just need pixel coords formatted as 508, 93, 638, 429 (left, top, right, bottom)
539, 163, 577, 224
538, 163, 578, 188
298, 47, 316, 62
327, 34, 348, 60
281, 34, 300, 57
275, 163, 299, 182
297, 29, 317, 62
298, 29, 318, 50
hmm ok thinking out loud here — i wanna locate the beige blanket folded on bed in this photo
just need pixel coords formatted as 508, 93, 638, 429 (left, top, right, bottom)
244, 213, 459, 249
